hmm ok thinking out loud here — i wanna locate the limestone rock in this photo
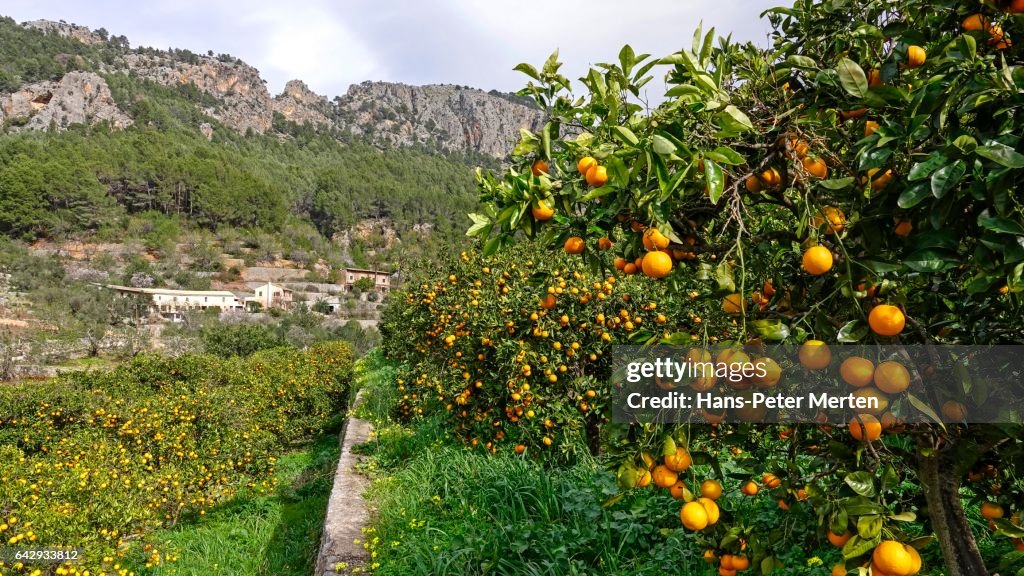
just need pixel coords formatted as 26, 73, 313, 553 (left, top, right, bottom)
0, 71, 132, 132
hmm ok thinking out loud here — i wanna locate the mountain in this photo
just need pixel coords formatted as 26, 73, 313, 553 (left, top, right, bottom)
0, 17, 545, 159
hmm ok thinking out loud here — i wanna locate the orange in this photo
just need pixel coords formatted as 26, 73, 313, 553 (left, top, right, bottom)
783, 136, 810, 158
874, 361, 910, 394
868, 304, 905, 336
963, 14, 990, 31
813, 206, 846, 234
849, 414, 882, 442
623, 263, 638, 275
669, 480, 693, 501
853, 387, 890, 415
718, 568, 737, 576
760, 167, 782, 188
634, 256, 644, 268
636, 468, 652, 488
531, 158, 549, 176
745, 175, 762, 193
1012, 0, 1024, 13
700, 479, 723, 500
867, 68, 882, 87
872, 541, 921, 576
664, 447, 692, 472
799, 340, 831, 370
697, 497, 720, 524
680, 501, 709, 530
880, 411, 899, 431
642, 228, 670, 251
598, 237, 613, 251
723, 293, 746, 315
777, 499, 790, 511
577, 156, 598, 175
731, 556, 750, 571
652, 465, 679, 488
905, 45, 926, 69
865, 120, 880, 137
802, 156, 828, 178
531, 200, 554, 221
894, 219, 913, 237
752, 357, 782, 388
586, 165, 608, 187
840, 108, 868, 120
840, 356, 875, 387
802, 246, 833, 275
741, 480, 759, 496
703, 549, 717, 564
981, 501, 1004, 520
514, 444, 526, 454
941, 400, 967, 421
642, 251, 673, 278
762, 473, 782, 489
866, 167, 893, 190
828, 530, 852, 547
563, 236, 586, 255
613, 257, 627, 270
831, 563, 847, 576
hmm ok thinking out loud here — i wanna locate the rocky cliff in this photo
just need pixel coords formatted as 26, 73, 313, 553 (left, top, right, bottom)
0, 71, 132, 132
2, 18, 545, 159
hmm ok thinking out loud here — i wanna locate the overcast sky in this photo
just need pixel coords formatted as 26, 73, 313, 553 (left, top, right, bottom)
3, 0, 781, 99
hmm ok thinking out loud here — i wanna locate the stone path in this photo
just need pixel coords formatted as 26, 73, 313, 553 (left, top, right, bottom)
314, 391, 373, 575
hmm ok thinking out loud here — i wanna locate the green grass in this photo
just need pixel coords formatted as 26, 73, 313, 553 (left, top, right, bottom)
136, 433, 340, 576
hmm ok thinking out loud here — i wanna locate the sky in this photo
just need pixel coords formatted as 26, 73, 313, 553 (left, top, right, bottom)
2, 0, 781, 99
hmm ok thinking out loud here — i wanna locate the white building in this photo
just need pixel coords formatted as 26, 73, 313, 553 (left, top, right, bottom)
107, 285, 244, 321
244, 282, 294, 310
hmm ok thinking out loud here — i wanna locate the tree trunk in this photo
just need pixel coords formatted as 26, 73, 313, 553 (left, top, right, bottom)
916, 438, 989, 576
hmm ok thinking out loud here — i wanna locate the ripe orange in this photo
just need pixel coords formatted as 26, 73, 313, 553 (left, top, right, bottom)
636, 468, 652, 487
866, 167, 893, 190
865, 120, 880, 137
868, 304, 905, 336
802, 246, 833, 276
963, 14, 990, 31
872, 541, 921, 576
697, 497, 721, 524
874, 361, 910, 394
700, 479, 723, 500
623, 263, 638, 275
642, 251, 673, 279
514, 444, 526, 454
854, 387, 890, 415
613, 257, 627, 270
741, 480, 759, 496
669, 480, 693, 501
831, 563, 847, 576
680, 501, 710, 530
531, 158, 549, 176
867, 68, 882, 87
722, 293, 746, 315
752, 357, 782, 388
840, 356, 875, 387
813, 206, 846, 234
532, 200, 554, 221
540, 293, 557, 310
664, 447, 693, 472
1012, 0, 1024, 13
577, 156, 598, 176
799, 340, 831, 370
905, 45, 926, 69
586, 165, 608, 187
777, 499, 790, 511
652, 465, 679, 488
563, 236, 586, 255
731, 556, 750, 571
941, 400, 967, 421
762, 473, 782, 489
598, 237, 613, 251
981, 501, 1004, 520
760, 167, 782, 188
849, 414, 882, 442
802, 156, 828, 178
718, 567, 737, 576
642, 228, 670, 251
894, 219, 913, 237
745, 175, 762, 193
828, 530, 852, 547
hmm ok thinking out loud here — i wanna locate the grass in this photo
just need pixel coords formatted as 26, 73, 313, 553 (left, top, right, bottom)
135, 433, 341, 576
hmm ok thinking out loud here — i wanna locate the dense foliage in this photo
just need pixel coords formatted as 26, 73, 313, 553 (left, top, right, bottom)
0, 342, 353, 575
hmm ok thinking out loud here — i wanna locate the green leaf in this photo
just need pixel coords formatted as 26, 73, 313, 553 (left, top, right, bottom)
979, 215, 1024, 235
837, 320, 868, 343
786, 55, 817, 68
836, 57, 869, 98
930, 160, 965, 199
612, 126, 640, 146
898, 183, 931, 209
857, 515, 883, 539
482, 236, 501, 257
888, 511, 917, 522
710, 146, 745, 165
993, 518, 1024, 538
704, 159, 725, 204
842, 534, 879, 560
976, 141, 1024, 168
907, 393, 945, 426
714, 260, 736, 293
952, 135, 977, 154
819, 177, 856, 190
513, 63, 540, 81
619, 44, 636, 76
542, 49, 561, 76
717, 105, 754, 134
904, 248, 961, 272
857, 260, 903, 274
752, 320, 790, 341
908, 153, 948, 181
844, 471, 876, 497
466, 213, 492, 237
651, 134, 676, 155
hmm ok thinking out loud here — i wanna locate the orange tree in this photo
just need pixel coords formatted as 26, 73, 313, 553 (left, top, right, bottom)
465, 0, 1024, 573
